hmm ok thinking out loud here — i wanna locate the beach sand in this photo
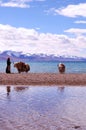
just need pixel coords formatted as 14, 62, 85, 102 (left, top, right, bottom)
0, 73, 86, 85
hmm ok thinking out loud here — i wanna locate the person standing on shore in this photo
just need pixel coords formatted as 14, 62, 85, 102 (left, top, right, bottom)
6, 57, 11, 73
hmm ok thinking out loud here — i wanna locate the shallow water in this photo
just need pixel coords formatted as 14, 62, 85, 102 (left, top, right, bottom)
0, 86, 86, 130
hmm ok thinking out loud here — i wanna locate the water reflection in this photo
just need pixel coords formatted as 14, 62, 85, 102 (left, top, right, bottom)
58, 86, 65, 92
0, 85, 86, 129
14, 86, 28, 92
7, 86, 11, 96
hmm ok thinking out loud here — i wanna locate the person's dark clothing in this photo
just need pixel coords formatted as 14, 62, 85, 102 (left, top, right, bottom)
7, 58, 11, 66
6, 58, 11, 73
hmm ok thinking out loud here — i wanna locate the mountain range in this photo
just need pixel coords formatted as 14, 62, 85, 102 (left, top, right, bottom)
0, 50, 86, 62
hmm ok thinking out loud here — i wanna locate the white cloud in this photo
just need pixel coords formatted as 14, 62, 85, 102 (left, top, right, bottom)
0, 2, 30, 8
0, 24, 86, 57
75, 20, 86, 24
53, 3, 86, 18
0, 0, 45, 8
65, 28, 86, 36
0, 0, 31, 8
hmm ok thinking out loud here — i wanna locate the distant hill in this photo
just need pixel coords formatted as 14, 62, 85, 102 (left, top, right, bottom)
0, 50, 86, 62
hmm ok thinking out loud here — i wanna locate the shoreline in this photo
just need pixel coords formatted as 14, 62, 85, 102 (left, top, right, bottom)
0, 73, 86, 86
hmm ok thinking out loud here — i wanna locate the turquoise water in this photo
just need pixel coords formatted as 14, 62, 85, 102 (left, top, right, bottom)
0, 85, 86, 130
0, 60, 86, 73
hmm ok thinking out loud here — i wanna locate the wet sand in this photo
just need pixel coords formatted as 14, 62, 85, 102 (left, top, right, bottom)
0, 73, 86, 85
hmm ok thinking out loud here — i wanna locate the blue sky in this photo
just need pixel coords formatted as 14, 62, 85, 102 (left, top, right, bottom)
0, 0, 86, 57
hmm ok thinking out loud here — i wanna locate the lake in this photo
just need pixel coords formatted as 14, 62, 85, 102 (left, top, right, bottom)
0, 60, 86, 73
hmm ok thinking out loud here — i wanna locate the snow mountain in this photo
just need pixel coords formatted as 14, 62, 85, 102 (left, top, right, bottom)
0, 50, 86, 61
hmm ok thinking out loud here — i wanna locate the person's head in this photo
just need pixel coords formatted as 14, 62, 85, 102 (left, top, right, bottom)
7, 57, 10, 60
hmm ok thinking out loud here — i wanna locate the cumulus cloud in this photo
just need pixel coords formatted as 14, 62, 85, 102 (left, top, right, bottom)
52, 3, 86, 18
0, 0, 45, 8
0, 24, 86, 57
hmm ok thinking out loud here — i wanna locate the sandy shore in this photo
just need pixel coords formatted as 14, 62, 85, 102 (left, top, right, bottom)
0, 73, 86, 86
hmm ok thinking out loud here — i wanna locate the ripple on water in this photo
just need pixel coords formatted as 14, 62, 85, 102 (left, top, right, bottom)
0, 85, 86, 130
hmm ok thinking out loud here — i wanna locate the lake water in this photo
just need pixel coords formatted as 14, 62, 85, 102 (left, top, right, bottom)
0, 85, 86, 130
0, 60, 86, 73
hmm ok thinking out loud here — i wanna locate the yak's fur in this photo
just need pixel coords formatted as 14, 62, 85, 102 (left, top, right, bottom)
14, 62, 30, 73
